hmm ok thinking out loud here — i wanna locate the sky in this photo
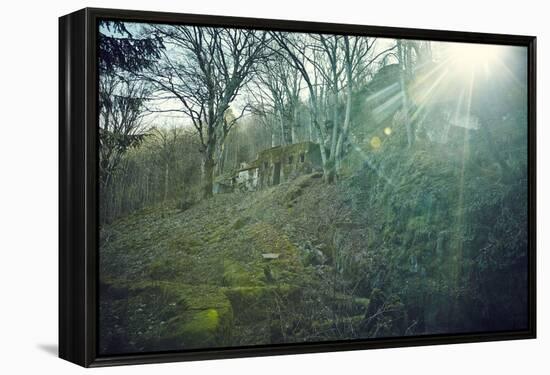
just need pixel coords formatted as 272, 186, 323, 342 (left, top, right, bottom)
99, 21, 526, 131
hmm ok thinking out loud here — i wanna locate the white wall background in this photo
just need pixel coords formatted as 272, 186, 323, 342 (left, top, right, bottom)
0, 0, 546, 373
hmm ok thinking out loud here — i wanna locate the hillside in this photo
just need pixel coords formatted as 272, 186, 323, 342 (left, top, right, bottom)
99, 172, 383, 354
99, 124, 529, 355
99, 120, 529, 356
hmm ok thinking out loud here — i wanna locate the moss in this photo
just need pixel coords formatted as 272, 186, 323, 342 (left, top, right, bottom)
100, 280, 235, 351
100, 172, 381, 349
148, 259, 166, 281
232, 216, 252, 230
171, 308, 221, 347
158, 283, 234, 349
247, 222, 299, 258
222, 260, 265, 287
355, 297, 371, 311
168, 236, 203, 254
145, 255, 196, 283
283, 173, 321, 203
158, 309, 232, 349
224, 284, 302, 325
224, 286, 269, 323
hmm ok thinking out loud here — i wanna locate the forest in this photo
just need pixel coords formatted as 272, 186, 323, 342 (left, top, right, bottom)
98, 20, 529, 355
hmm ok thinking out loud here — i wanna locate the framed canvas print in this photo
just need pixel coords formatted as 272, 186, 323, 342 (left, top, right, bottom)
59, 7, 536, 367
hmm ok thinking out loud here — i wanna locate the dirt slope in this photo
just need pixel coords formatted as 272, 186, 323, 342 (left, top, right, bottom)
99, 173, 375, 354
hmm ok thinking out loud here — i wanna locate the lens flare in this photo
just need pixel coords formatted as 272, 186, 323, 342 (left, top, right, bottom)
370, 136, 382, 149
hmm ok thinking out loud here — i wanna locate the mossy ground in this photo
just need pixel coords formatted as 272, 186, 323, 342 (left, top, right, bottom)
99, 173, 370, 353
100, 129, 527, 354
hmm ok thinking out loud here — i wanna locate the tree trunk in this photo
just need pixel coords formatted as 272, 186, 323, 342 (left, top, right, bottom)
214, 142, 226, 175
202, 155, 215, 199
164, 162, 169, 202
335, 93, 352, 172
398, 41, 413, 148
335, 36, 353, 173
314, 120, 333, 183
290, 122, 296, 144
279, 112, 286, 146
329, 88, 339, 159
202, 141, 216, 199
289, 106, 297, 144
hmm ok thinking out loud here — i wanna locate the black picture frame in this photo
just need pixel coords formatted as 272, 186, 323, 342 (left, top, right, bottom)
59, 7, 537, 368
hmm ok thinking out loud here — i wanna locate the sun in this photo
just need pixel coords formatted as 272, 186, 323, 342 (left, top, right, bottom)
446, 42, 505, 76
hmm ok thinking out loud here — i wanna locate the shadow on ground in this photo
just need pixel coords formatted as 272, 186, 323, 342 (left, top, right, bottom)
37, 344, 58, 357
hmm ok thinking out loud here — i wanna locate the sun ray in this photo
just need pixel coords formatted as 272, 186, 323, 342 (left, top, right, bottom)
372, 91, 404, 122
365, 82, 400, 103
410, 68, 450, 122
492, 57, 526, 88
450, 69, 475, 293
410, 56, 452, 87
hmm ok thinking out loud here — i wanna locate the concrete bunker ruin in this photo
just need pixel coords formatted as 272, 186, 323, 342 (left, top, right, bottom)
213, 141, 323, 193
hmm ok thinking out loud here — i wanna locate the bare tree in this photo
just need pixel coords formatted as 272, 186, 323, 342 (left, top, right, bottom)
247, 92, 280, 147
395, 39, 432, 147
152, 125, 183, 203
271, 32, 394, 182
99, 73, 151, 190
249, 52, 303, 146
141, 26, 269, 198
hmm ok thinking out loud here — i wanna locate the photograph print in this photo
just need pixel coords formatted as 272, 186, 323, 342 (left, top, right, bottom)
98, 19, 530, 355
